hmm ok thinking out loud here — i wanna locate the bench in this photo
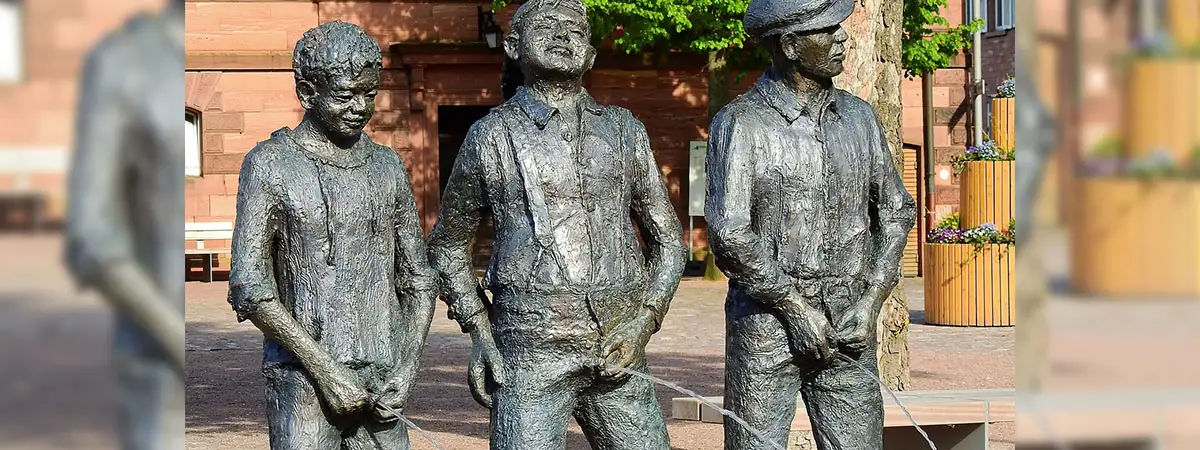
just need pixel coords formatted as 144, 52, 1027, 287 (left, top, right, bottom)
186, 222, 233, 282
1017, 390, 1200, 449
672, 389, 1014, 450
0, 190, 46, 231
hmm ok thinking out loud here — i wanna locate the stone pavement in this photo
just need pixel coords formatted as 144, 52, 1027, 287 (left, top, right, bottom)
0, 234, 1020, 449
183, 276, 1016, 449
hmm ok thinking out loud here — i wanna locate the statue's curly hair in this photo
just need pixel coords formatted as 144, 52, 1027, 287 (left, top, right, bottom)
500, 0, 588, 101
292, 21, 382, 89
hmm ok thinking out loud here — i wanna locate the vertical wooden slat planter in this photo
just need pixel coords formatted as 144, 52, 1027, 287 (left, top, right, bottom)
959, 161, 1015, 229
1070, 178, 1200, 297
1127, 59, 1199, 162
923, 243, 1015, 327
1168, 0, 1200, 51
990, 97, 1015, 150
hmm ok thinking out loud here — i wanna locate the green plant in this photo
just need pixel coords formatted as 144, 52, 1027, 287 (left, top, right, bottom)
951, 139, 1015, 175
901, 0, 984, 78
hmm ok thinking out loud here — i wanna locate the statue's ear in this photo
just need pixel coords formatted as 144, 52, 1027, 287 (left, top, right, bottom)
296, 79, 318, 110
503, 34, 520, 62
779, 32, 802, 62
584, 44, 596, 73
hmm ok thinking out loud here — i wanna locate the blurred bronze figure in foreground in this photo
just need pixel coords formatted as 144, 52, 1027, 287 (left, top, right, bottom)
227, 21, 437, 450
706, 0, 916, 448
64, 0, 185, 449
427, 0, 687, 448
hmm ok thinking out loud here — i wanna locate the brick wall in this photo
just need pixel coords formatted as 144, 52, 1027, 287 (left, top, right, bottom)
980, 30, 1016, 109
0, 0, 164, 222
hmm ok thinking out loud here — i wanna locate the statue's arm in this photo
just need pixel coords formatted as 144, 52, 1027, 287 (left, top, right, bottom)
863, 114, 917, 307
227, 151, 347, 388
627, 114, 688, 332
387, 155, 438, 390
64, 42, 185, 375
427, 126, 490, 334
704, 113, 794, 307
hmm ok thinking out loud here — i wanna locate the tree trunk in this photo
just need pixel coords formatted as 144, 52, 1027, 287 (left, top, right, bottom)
707, 50, 731, 121
838, 0, 911, 391
705, 50, 730, 281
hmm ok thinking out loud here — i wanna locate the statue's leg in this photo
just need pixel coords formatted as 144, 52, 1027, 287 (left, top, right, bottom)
113, 320, 183, 450
800, 344, 884, 450
489, 346, 581, 450
723, 297, 804, 450
572, 357, 670, 450
263, 364, 341, 450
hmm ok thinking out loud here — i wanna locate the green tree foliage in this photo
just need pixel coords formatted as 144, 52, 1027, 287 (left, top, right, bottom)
493, 0, 752, 55
496, 0, 978, 77
902, 0, 983, 78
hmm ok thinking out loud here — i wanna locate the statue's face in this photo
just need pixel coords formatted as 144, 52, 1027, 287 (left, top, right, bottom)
508, 7, 595, 80
781, 24, 848, 78
299, 66, 379, 141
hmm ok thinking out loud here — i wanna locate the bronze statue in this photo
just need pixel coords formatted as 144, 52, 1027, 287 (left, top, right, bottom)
706, 0, 916, 448
227, 21, 438, 450
64, 1, 186, 448
427, 0, 688, 448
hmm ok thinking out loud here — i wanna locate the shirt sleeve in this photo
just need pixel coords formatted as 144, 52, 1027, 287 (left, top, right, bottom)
865, 113, 917, 292
64, 37, 135, 288
391, 154, 439, 298
625, 112, 688, 331
227, 147, 282, 322
704, 111, 795, 306
427, 122, 491, 333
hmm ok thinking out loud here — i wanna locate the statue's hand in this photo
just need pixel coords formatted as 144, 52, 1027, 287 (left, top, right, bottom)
599, 310, 656, 381
467, 325, 506, 409
776, 292, 836, 365
371, 373, 414, 423
835, 287, 888, 355
315, 365, 370, 417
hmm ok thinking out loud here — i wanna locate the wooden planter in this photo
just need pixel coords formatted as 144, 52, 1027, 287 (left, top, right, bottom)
923, 243, 1015, 327
959, 160, 1015, 229
1168, 0, 1200, 50
1127, 59, 1199, 162
1071, 178, 1200, 297
990, 97, 1014, 150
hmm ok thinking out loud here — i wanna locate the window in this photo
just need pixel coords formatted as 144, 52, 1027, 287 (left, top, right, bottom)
994, 0, 1015, 30
185, 111, 201, 177
966, 0, 986, 29
0, 0, 22, 83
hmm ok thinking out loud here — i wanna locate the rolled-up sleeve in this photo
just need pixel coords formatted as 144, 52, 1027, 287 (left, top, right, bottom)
625, 112, 687, 329
865, 115, 917, 292
392, 155, 439, 298
705, 112, 794, 306
427, 123, 491, 332
64, 38, 134, 288
228, 147, 281, 321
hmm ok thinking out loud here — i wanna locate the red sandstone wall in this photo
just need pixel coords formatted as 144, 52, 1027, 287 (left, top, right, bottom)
0, 0, 164, 221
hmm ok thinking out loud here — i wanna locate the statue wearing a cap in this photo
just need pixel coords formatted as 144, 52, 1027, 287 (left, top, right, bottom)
428, 0, 687, 448
706, 0, 916, 449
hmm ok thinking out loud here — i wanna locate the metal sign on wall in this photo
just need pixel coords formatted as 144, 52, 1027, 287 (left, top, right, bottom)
688, 141, 706, 217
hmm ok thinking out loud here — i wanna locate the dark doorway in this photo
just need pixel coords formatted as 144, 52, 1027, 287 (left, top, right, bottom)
437, 104, 497, 271
438, 105, 494, 194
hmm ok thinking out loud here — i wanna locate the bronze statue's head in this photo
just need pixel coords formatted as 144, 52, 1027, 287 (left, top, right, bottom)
503, 0, 595, 86
292, 21, 382, 142
746, 0, 852, 79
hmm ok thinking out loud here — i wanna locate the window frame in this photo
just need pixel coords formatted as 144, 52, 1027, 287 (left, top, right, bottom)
185, 109, 203, 177
995, 0, 1015, 30
0, 0, 24, 84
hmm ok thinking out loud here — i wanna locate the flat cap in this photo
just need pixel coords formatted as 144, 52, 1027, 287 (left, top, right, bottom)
744, 0, 854, 39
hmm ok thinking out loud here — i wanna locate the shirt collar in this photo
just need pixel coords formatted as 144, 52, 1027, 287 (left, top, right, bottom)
754, 69, 839, 123
513, 86, 605, 129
